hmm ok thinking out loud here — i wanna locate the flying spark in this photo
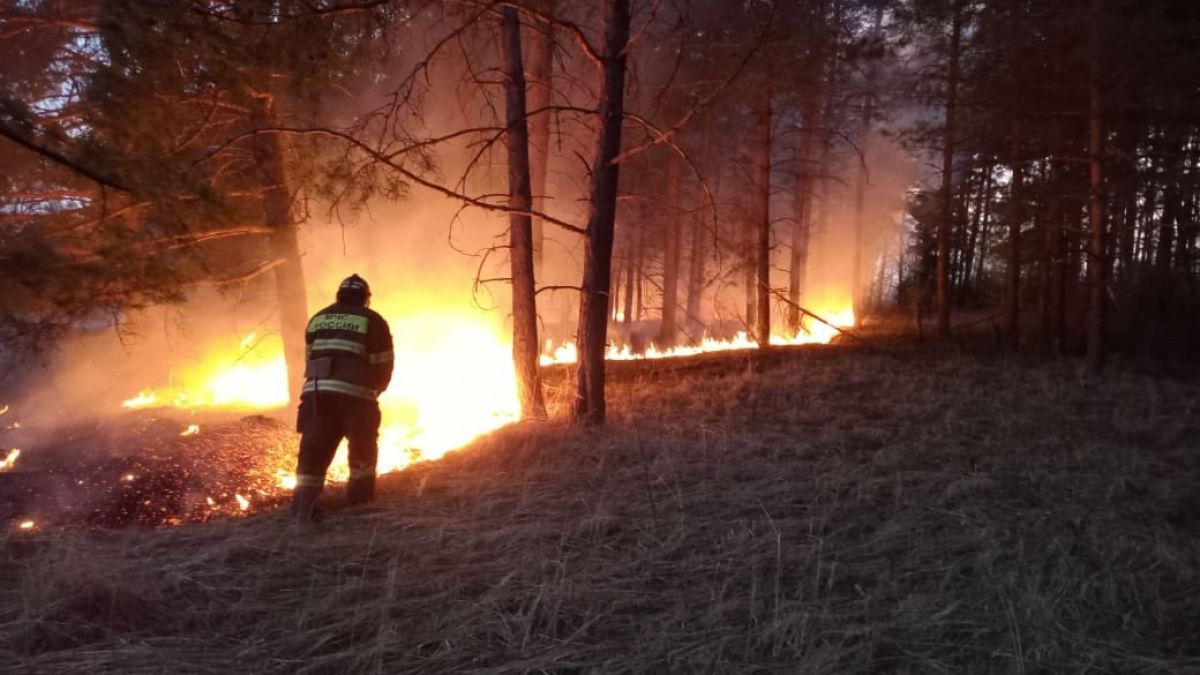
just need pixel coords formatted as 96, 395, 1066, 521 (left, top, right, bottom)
0, 448, 20, 473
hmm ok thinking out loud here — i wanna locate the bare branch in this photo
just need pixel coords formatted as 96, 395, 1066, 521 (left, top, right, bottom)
609, 19, 768, 166
232, 127, 587, 235
0, 120, 130, 192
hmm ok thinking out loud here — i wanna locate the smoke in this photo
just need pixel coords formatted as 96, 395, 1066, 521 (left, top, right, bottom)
801, 129, 917, 316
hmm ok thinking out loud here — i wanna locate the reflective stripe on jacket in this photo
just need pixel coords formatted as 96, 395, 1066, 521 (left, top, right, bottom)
303, 301, 394, 399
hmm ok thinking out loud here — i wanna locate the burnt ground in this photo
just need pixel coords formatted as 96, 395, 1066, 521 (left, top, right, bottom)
1, 336, 1198, 674
0, 412, 295, 529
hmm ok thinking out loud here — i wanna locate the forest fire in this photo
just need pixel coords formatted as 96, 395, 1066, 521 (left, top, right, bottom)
543, 305, 854, 365
103, 296, 853, 510
118, 302, 522, 493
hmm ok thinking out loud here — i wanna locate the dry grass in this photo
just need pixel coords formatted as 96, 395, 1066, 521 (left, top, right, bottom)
1, 341, 1198, 674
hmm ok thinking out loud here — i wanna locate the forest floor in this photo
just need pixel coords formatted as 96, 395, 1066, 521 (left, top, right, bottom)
1, 331, 1199, 674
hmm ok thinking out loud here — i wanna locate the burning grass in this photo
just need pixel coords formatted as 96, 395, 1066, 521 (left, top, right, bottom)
1, 341, 1198, 673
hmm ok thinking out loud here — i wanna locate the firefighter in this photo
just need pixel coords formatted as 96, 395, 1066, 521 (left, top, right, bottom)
290, 274, 394, 520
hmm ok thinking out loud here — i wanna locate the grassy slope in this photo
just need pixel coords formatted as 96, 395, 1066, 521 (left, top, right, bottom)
1, 341, 1198, 674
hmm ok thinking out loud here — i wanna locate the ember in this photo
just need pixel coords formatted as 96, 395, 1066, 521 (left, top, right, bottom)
180, 424, 200, 437
0, 448, 19, 473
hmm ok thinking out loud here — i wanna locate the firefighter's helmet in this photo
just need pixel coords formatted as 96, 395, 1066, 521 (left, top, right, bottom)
337, 274, 371, 303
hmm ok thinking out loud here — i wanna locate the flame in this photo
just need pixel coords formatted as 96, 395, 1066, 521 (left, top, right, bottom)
0, 404, 8, 416
119, 333, 289, 411
121, 305, 520, 491
122, 389, 157, 409
0, 448, 20, 473
18, 520, 35, 531
542, 306, 855, 365
180, 424, 200, 437
276, 470, 297, 490
116, 291, 850, 503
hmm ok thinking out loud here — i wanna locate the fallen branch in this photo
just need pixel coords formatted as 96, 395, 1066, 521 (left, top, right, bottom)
769, 289, 860, 341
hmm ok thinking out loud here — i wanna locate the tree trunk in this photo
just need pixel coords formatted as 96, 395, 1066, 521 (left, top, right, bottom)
623, 250, 634, 325
659, 148, 682, 345
525, 0, 555, 279
852, 7, 882, 325
1006, 116, 1024, 351
500, 7, 547, 418
252, 104, 307, 404
572, 0, 630, 425
1085, 0, 1105, 373
788, 133, 814, 333
851, 132, 868, 324
974, 191, 991, 289
754, 82, 772, 345
634, 217, 645, 321
686, 117, 716, 329
744, 227, 756, 332
1041, 128, 1067, 354
959, 168, 981, 298
1113, 119, 1138, 285
937, 0, 963, 338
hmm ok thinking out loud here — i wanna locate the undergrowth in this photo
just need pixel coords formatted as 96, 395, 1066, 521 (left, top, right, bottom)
1, 343, 1197, 674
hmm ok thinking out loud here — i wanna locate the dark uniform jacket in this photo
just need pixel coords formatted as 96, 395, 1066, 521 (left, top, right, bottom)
301, 301, 394, 400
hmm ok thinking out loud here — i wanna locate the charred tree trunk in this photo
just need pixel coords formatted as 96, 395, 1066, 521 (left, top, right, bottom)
572, 0, 630, 425
526, 0, 555, 279
1085, 0, 1105, 373
755, 83, 773, 346
659, 148, 682, 345
937, 0, 963, 338
500, 7, 547, 418
252, 104, 307, 404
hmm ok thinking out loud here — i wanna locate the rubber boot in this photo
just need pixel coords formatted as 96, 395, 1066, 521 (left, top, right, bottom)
345, 474, 376, 506
289, 485, 322, 521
